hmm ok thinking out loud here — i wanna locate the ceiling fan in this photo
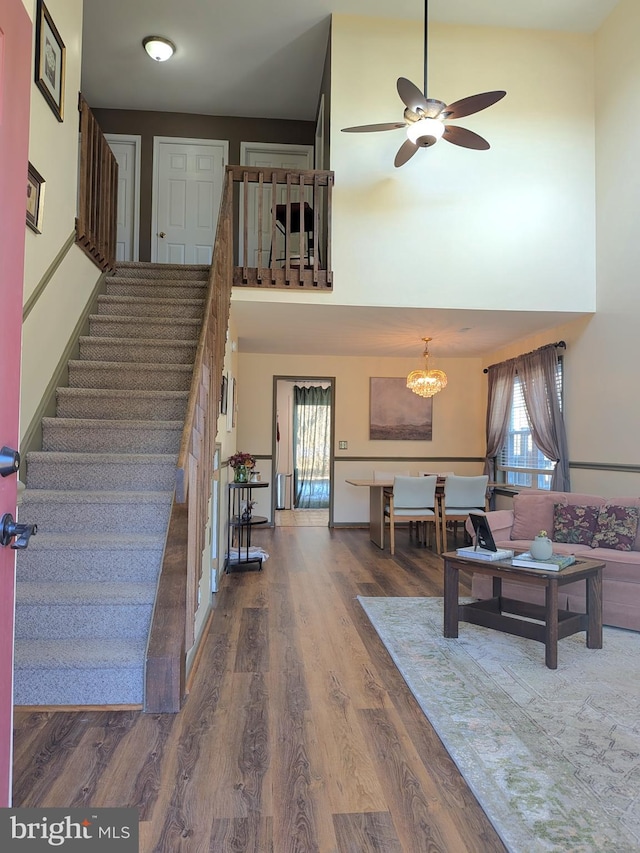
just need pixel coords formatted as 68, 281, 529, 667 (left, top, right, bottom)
341, 0, 506, 167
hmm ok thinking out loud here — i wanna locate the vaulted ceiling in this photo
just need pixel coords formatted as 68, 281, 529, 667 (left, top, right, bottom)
81, 0, 618, 357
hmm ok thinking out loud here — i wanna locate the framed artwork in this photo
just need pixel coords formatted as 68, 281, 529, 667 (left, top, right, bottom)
26, 163, 45, 234
35, 0, 66, 122
370, 377, 433, 441
227, 377, 237, 431
220, 374, 228, 415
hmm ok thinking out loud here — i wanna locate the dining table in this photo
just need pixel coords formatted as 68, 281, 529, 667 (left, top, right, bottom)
345, 477, 448, 550
344, 479, 394, 549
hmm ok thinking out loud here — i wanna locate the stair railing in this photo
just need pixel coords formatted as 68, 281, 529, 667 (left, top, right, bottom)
146, 163, 333, 711
76, 95, 117, 271
231, 165, 334, 290
145, 168, 234, 712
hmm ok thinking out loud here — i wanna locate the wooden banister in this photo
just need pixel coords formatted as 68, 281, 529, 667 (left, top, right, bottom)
230, 165, 334, 290
76, 95, 117, 271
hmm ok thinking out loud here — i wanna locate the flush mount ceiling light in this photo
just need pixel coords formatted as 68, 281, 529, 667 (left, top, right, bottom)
143, 36, 176, 62
341, 0, 506, 167
406, 337, 448, 398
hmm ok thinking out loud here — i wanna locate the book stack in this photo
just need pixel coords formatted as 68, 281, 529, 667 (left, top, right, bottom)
456, 546, 514, 561
511, 552, 576, 571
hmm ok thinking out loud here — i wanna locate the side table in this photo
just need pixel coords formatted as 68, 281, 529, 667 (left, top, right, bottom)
225, 481, 268, 571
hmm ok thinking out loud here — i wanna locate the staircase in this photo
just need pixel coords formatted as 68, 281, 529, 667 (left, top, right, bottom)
14, 262, 209, 707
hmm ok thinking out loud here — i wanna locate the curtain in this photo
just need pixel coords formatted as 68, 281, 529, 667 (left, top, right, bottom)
293, 385, 331, 508
516, 345, 570, 491
484, 360, 516, 483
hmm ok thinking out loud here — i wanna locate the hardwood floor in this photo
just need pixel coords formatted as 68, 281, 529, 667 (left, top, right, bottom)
13, 525, 507, 853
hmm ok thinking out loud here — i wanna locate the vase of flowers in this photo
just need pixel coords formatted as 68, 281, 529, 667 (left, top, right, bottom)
530, 529, 553, 561
229, 451, 256, 483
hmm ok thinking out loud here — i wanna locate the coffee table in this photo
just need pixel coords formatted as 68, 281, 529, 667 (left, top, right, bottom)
442, 551, 604, 669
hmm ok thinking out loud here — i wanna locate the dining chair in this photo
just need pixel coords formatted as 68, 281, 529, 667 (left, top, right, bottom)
375, 470, 410, 527
440, 475, 489, 551
384, 475, 440, 555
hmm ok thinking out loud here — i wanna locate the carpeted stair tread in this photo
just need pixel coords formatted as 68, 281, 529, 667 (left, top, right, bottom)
20, 488, 172, 503
68, 360, 193, 391
27, 450, 177, 464
79, 336, 197, 364
15, 639, 148, 705
97, 294, 205, 318
15, 637, 148, 669
17, 531, 165, 583
20, 530, 165, 551
112, 262, 209, 279
17, 581, 157, 606
89, 314, 201, 341
41, 417, 183, 453
56, 387, 189, 421
25, 451, 177, 491
19, 489, 173, 535
105, 282, 208, 300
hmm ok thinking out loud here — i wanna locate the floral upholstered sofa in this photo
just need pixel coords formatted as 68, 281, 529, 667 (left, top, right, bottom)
469, 491, 640, 632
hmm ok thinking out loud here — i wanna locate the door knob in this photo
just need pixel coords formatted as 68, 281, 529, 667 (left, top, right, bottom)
0, 446, 20, 478
158, 231, 166, 238
0, 513, 37, 550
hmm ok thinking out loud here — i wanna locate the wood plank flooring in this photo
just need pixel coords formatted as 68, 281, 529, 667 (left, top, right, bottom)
13, 524, 507, 853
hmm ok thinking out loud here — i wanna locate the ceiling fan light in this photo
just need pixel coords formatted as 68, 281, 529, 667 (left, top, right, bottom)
406, 117, 444, 146
143, 36, 176, 62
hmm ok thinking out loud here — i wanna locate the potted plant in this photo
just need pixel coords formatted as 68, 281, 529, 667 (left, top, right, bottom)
229, 451, 256, 483
530, 529, 553, 561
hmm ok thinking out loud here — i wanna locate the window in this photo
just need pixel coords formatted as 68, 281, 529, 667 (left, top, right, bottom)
498, 360, 563, 490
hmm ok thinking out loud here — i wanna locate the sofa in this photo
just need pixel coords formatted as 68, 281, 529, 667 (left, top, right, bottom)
469, 491, 640, 632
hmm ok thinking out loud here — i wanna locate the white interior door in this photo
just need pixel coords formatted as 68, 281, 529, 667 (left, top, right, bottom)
239, 142, 313, 267
152, 137, 228, 265
105, 134, 141, 262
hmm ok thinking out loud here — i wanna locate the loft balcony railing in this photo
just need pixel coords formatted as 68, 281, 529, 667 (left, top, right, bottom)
230, 165, 334, 290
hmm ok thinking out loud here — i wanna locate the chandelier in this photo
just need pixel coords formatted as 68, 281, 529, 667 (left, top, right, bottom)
406, 337, 448, 398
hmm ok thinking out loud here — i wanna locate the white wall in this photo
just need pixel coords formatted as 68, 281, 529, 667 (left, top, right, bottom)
482, 0, 640, 500
329, 16, 596, 313
21, 0, 100, 440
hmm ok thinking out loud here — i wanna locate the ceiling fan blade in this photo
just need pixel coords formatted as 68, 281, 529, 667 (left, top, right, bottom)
443, 125, 490, 150
397, 77, 428, 114
394, 138, 419, 168
341, 122, 405, 133
443, 90, 506, 120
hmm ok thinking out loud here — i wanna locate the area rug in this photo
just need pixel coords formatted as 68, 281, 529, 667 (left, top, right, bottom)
358, 596, 640, 853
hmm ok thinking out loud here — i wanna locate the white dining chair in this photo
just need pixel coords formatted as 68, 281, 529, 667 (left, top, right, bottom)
374, 469, 410, 518
384, 475, 440, 555
440, 475, 489, 551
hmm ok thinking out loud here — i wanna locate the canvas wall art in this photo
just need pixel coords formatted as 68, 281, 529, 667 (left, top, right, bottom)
370, 377, 433, 440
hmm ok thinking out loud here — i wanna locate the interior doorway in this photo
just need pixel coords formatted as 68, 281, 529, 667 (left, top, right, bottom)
272, 376, 335, 526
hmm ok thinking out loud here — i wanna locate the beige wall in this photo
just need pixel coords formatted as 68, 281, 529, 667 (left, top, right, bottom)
327, 17, 596, 313
21, 0, 100, 441
478, 0, 640, 499
235, 350, 485, 523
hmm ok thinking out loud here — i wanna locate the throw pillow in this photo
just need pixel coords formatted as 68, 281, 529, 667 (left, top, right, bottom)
591, 505, 640, 551
510, 493, 567, 541
553, 503, 600, 545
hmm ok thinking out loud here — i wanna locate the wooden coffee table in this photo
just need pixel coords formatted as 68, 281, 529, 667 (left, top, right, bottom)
442, 551, 604, 669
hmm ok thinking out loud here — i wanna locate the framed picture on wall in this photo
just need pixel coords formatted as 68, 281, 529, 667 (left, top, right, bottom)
26, 163, 46, 234
220, 374, 228, 415
370, 377, 433, 440
35, 0, 66, 122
